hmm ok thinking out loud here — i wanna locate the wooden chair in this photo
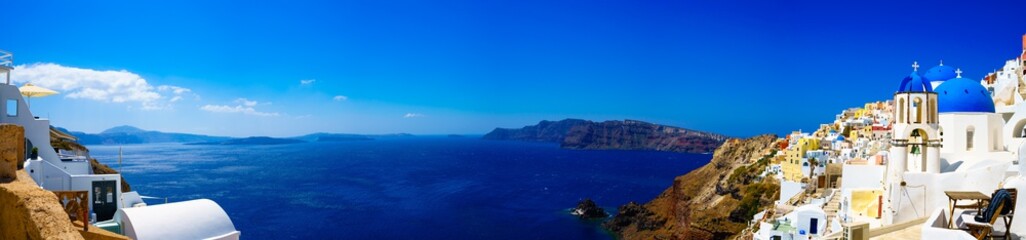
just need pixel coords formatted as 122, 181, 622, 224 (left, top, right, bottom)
966, 204, 1004, 240
997, 189, 1017, 240
965, 189, 1017, 240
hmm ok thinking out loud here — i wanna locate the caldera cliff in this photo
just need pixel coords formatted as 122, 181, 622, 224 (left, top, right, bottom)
484, 119, 729, 154
604, 134, 780, 240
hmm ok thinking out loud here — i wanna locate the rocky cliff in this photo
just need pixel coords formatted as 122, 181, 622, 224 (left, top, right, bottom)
605, 135, 780, 240
561, 120, 729, 153
0, 171, 84, 240
1, 125, 83, 240
484, 119, 728, 154
482, 119, 589, 142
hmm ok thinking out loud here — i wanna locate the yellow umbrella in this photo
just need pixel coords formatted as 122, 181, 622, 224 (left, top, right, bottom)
19, 83, 59, 107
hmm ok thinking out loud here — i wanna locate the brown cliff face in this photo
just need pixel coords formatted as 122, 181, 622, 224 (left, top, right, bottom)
482, 119, 589, 142
605, 135, 780, 240
484, 119, 728, 154
561, 120, 728, 153
0, 171, 84, 240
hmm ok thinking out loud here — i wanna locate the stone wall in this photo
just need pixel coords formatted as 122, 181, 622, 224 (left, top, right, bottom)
0, 171, 84, 240
0, 123, 83, 239
0, 124, 24, 180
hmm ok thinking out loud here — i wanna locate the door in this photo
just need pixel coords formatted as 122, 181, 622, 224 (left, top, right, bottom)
92, 180, 118, 221
810, 218, 819, 234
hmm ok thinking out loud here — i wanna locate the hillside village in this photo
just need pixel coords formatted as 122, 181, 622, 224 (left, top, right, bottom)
742, 34, 1026, 239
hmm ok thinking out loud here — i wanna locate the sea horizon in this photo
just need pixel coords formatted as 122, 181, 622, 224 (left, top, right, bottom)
85, 137, 710, 239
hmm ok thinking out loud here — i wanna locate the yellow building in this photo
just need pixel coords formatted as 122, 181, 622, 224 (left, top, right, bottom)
782, 137, 821, 182
853, 108, 866, 119
798, 138, 820, 151
861, 126, 873, 140
782, 148, 803, 182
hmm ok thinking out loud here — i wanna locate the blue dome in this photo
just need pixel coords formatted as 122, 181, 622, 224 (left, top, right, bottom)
935, 77, 995, 113
897, 71, 932, 92
924, 64, 957, 81
835, 135, 845, 141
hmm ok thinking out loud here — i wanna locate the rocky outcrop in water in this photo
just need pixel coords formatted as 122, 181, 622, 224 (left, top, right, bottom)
484, 119, 728, 154
571, 199, 608, 219
605, 135, 780, 240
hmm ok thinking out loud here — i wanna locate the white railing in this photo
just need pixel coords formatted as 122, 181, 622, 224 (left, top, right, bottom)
0, 50, 11, 68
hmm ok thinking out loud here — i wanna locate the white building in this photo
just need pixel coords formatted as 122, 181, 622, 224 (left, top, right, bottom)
0, 52, 130, 221
1, 50, 238, 238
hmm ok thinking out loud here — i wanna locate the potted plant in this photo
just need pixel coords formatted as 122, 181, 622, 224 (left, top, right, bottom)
30, 147, 38, 159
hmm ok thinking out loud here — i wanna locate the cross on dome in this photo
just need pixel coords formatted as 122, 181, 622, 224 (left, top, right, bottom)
939, 60, 944, 66
955, 68, 963, 78
912, 61, 920, 71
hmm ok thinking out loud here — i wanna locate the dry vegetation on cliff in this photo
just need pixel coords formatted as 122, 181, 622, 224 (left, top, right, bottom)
606, 134, 781, 240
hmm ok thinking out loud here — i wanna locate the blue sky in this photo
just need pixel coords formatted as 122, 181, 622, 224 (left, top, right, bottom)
3, 0, 1026, 137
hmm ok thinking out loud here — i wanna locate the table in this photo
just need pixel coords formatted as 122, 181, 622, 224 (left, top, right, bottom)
945, 191, 991, 229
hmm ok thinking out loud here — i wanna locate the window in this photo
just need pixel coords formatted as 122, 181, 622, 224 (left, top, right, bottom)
967, 127, 975, 151
914, 97, 923, 123
6, 99, 16, 117
898, 98, 905, 123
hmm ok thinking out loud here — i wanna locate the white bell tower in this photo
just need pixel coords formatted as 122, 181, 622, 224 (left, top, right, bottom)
883, 61, 942, 224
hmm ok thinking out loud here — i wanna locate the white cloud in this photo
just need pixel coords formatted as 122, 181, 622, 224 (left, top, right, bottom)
157, 85, 196, 103
234, 98, 258, 107
403, 113, 424, 118
333, 95, 348, 101
157, 85, 191, 95
300, 79, 316, 86
11, 63, 189, 110
200, 98, 278, 117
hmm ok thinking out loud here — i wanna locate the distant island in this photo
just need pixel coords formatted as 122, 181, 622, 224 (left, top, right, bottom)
291, 133, 374, 142
483, 119, 729, 154
61, 125, 231, 145
186, 136, 306, 145
61, 126, 414, 145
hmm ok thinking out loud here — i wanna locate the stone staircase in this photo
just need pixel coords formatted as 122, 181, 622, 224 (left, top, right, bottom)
824, 191, 842, 224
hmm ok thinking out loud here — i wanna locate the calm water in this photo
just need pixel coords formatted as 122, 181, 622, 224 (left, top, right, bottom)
87, 137, 709, 239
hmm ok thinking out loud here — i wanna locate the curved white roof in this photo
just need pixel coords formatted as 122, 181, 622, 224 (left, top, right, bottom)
794, 204, 826, 214
116, 199, 240, 240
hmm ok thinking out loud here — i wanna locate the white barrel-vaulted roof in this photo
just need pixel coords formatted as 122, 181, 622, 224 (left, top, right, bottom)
115, 199, 240, 240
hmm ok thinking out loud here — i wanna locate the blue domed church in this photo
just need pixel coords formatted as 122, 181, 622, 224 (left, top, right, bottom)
935, 68, 1005, 155
924, 61, 958, 89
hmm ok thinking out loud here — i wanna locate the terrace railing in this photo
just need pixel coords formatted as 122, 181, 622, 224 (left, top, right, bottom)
0, 50, 11, 69
54, 190, 90, 231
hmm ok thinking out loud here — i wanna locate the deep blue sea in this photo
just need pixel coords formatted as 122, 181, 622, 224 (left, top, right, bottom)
87, 137, 709, 239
